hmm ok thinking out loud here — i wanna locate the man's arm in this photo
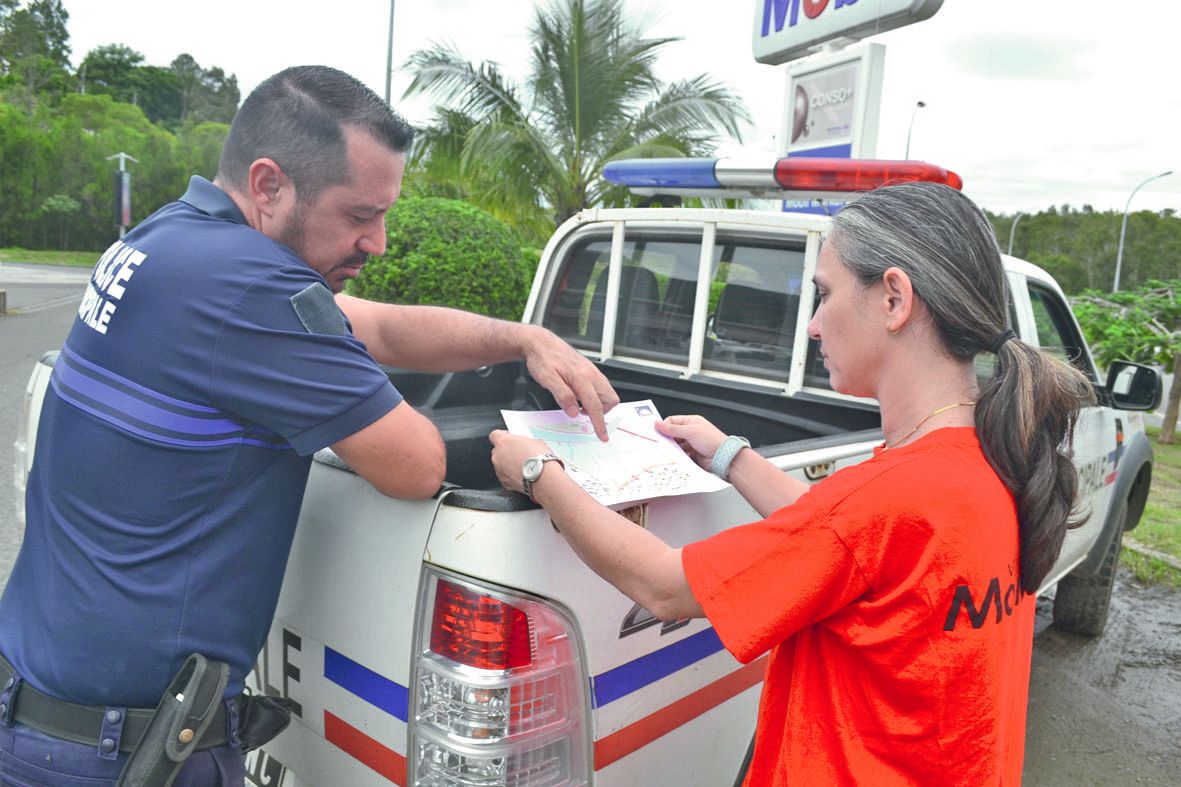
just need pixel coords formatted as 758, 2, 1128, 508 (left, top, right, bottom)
337, 294, 620, 440
332, 400, 446, 499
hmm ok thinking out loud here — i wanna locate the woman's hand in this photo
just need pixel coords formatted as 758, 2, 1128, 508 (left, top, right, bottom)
655, 415, 728, 470
489, 430, 553, 494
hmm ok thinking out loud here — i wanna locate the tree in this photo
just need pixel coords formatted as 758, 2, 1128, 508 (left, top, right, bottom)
0, 0, 71, 108
38, 192, 79, 248
1073, 280, 1181, 443
403, 0, 749, 231
989, 207, 1181, 294
78, 44, 144, 102
176, 120, 229, 180
171, 54, 239, 125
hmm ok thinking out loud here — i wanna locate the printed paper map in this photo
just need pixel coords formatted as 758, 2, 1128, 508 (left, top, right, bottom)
500, 399, 729, 506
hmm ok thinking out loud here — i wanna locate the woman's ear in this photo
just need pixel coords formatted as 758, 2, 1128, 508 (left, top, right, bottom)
881, 266, 916, 334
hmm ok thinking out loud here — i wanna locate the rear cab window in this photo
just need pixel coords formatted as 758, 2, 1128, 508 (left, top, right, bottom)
540, 225, 822, 388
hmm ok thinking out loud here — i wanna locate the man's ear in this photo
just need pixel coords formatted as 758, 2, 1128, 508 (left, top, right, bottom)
881, 266, 916, 334
245, 158, 291, 217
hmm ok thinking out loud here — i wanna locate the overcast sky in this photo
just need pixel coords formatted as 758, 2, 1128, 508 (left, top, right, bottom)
65, 0, 1177, 216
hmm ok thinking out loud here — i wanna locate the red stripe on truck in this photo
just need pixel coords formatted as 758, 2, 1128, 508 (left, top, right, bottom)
593, 656, 768, 770
324, 710, 406, 785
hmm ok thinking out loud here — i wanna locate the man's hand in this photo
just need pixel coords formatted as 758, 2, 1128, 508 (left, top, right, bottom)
522, 326, 619, 441
654, 415, 727, 470
489, 430, 553, 495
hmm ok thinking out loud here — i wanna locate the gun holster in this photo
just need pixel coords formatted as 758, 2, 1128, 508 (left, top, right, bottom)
237, 693, 298, 754
116, 653, 229, 787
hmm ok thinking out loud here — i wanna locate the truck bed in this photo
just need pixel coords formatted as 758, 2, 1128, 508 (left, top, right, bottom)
356, 361, 882, 496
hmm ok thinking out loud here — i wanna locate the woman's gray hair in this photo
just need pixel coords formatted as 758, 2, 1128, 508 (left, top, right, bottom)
829, 181, 1007, 358
829, 182, 1095, 593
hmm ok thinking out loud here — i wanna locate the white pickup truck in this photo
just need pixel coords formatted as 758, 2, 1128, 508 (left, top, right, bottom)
13, 162, 1162, 787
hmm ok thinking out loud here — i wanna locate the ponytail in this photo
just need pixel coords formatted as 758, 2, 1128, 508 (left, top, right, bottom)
975, 337, 1096, 592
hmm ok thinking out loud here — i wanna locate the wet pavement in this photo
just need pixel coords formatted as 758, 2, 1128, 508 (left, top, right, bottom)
1024, 570, 1181, 785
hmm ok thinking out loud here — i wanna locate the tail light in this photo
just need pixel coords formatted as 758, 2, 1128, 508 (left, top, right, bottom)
409, 569, 590, 786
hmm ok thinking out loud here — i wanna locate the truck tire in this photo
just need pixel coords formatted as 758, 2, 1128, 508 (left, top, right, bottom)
1051, 499, 1126, 637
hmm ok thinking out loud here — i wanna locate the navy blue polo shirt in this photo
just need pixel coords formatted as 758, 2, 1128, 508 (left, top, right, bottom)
0, 177, 401, 707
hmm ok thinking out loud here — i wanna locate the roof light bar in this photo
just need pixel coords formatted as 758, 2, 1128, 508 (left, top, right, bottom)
603, 157, 963, 198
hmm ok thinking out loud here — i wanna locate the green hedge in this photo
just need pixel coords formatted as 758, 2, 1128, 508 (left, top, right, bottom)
348, 196, 530, 320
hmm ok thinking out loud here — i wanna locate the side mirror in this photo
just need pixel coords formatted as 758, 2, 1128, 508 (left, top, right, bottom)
1105, 361, 1162, 412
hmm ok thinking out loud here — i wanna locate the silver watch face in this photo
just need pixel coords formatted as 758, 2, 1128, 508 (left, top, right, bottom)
522, 456, 545, 482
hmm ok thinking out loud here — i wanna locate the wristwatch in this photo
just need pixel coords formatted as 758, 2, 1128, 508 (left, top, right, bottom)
522, 453, 565, 501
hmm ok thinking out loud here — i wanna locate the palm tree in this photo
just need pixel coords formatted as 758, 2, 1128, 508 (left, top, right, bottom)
402, 0, 750, 231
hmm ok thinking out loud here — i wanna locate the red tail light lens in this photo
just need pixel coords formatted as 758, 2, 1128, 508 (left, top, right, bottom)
430, 578, 534, 670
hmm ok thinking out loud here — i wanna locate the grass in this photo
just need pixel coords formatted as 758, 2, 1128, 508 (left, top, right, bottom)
1121, 425, 1181, 587
0, 248, 100, 267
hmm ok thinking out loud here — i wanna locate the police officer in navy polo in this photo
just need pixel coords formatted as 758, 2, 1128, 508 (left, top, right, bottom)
0, 65, 618, 786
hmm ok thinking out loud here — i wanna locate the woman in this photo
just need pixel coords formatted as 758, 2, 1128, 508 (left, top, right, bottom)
489, 181, 1094, 785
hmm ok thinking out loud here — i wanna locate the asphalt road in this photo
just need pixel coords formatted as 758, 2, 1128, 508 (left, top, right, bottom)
0, 262, 1178, 784
0, 262, 89, 582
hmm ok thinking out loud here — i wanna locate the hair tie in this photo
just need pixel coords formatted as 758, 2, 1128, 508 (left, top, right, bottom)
989, 329, 1016, 354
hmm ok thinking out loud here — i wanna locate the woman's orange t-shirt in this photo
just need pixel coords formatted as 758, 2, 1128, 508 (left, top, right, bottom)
682, 427, 1035, 786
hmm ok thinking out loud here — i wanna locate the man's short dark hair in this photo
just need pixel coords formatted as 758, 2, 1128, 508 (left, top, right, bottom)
216, 65, 414, 203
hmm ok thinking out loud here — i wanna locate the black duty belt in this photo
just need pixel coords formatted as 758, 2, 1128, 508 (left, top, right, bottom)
0, 653, 234, 754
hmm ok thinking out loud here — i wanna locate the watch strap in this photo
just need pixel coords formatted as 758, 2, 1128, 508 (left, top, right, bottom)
710, 435, 751, 481
523, 453, 565, 501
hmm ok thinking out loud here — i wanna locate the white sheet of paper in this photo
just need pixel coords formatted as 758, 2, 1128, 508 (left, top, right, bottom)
500, 399, 730, 506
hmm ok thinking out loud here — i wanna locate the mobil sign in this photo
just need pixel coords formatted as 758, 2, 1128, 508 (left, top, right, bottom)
753, 0, 944, 64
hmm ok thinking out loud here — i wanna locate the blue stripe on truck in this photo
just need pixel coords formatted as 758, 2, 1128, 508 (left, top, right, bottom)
592, 627, 726, 708
324, 647, 409, 722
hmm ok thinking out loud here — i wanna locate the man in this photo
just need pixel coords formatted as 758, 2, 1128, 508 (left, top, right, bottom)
0, 65, 617, 786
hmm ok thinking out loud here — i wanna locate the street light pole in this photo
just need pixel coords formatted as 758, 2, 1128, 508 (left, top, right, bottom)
1007, 212, 1023, 256
1113, 169, 1172, 291
904, 100, 926, 159
384, 0, 396, 105
106, 152, 139, 239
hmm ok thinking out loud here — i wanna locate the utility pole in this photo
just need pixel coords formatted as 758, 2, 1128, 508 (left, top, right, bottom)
904, 100, 926, 159
1007, 212, 1023, 256
1113, 170, 1172, 291
106, 152, 139, 239
384, 0, 396, 105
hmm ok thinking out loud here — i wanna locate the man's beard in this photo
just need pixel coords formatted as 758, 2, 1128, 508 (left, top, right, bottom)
277, 203, 368, 292
277, 201, 309, 261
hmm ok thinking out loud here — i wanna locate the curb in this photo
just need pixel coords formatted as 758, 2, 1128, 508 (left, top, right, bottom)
1123, 537, 1181, 571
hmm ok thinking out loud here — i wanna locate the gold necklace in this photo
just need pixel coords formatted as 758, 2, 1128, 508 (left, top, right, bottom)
883, 401, 976, 451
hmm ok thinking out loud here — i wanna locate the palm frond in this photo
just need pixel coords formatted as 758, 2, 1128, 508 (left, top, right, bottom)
402, 44, 524, 122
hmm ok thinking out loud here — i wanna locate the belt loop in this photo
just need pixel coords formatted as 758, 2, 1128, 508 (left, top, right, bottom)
1, 674, 21, 727
226, 696, 242, 752
98, 705, 126, 760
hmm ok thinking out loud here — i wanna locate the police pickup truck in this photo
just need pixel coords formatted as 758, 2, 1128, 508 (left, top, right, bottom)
13, 159, 1161, 787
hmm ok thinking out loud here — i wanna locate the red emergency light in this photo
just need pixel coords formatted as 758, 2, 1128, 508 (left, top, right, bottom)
603, 157, 962, 197
773, 158, 962, 191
